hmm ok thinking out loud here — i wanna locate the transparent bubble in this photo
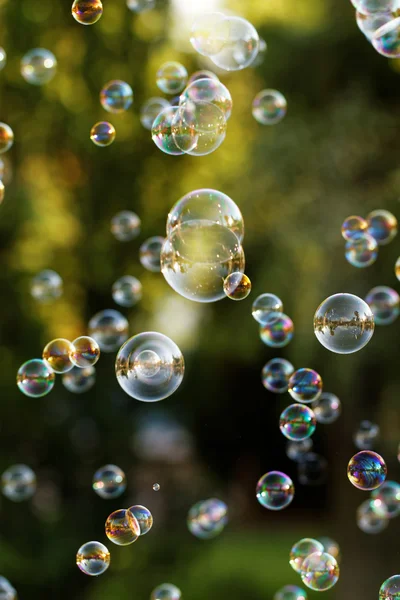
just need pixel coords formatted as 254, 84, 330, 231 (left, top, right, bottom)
313, 293, 375, 354
43, 338, 74, 374
297, 452, 328, 486
251, 38, 268, 67
105, 508, 140, 546
2, 464, 36, 502
153, 482, 160, 491
252, 89, 287, 125
161, 221, 245, 303
262, 358, 295, 394
180, 78, 233, 120
0, 48, 7, 71
190, 12, 226, 57
350, 0, 395, 14
273, 585, 307, 600
341, 215, 368, 240
354, 420, 380, 450
100, 80, 133, 113
17, 358, 55, 398
21, 48, 57, 85
72, 0, 103, 25
252, 293, 283, 324
379, 575, 400, 599
357, 498, 388, 533
371, 481, 400, 518
156, 62, 188, 95
171, 100, 227, 156
280, 404, 316, 442
223, 272, 251, 300
260, 313, 294, 348
288, 368, 322, 404
187, 498, 228, 539
256, 471, 294, 511
90, 122, 116, 147
62, 365, 96, 393
209, 16, 259, 71
396, 256, 400, 281
76, 541, 110, 576
127, 0, 155, 12
0, 576, 17, 600
93, 464, 126, 499
70, 336, 100, 368
115, 332, 184, 402
112, 275, 142, 307
152, 106, 184, 156
286, 439, 313, 462
356, 11, 393, 39
31, 269, 63, 302
128, 504, 153, 535
317, 537, 340, 561
367, 209, 398, 244
88, 309, 129, 352
140, 236, 165, 272
365, 285, 399, 325
0, 123, 13, 154
372, 17, 400, 57
0, 180, 5, 205
140, 97, 170, 130
187, 70, 219, 85
347, 450, 387, 491
301, 552, 339, 592
345, 232, 378, 267
151, 583, 182, 600
312, 392, 341, 424
111, 210, 141, 242
289, 538, 324, 574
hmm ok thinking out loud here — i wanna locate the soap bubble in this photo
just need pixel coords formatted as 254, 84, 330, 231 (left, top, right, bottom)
357, 498, 388, 533
345, 232, 378, 267
260, 314, 294, 348
0, 48, 6, 71
152, 106, 184, 156
90, 122, 116, 147
256, 471, 294, 511
187, 498, 228, 539
356, 11, 393, 39
372, 18, 400, 57
112, 275, 142, 307
72, 0, 103, 25
151, 583, 182, 600
371, 480, 400, 518
2, 464, 36, 502
88, 309, 129, 352
379, 575, 400, 599
115, 332, 184, 402
62, 366, 96, 393
252, 293, 283, 324
140, 97, 170, 130
17, 358, 55, 397
128, 504, 153, 535
209, 16, 259, 71
395, 256, 400, 281
288, 368, 322, 404
0, 577, 17, 600
251, 37, 267, 67
286, 439, 313, 462
43, 338, 74, 374
341, 215, 368, 240
93, 464, 126, 499
127, 0, 155, 12
347, 450, 387, 490
252, 89, 287, 125
171, 100, 227, 156
190, 13, 226, 56
21, 48, 57, 85
111, 210, 141, 242
365, 286, 400, 325
313, 293, 375, 354
105, 508, 140, 545
156, 62, 188, 95
273, 585, 307, 600
76, 541, 110, 576
289, 538, 324, 574
180, 78, 233, 120
31, 269, 63, 302
187, 70, 219, 85
280, 404, 316, 441
312, 392, 341, 424
140, 236, 164, 272
367, 209, 398, 244
354, 420, 380, 450
0, 123, 13, 154
262, 358, 295, 394
70, 336, 100, 368
301, 552, 339, 592
350, 0, 395, 14
100, 80, 133, 113
223, 272, 251, 300
297, 452, 328, 486
317, 537, 340, 561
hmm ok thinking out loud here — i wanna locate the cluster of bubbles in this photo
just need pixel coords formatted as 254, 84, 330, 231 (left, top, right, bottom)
252, 293, 294, 348
341, 210, 397, 268
187, 498, 228, 539
288, 538, 340, 591
351, 0, 400, 59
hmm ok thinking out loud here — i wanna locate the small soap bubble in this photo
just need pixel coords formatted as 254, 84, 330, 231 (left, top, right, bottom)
288, 368, 322, 404
0, 48, 7, 71
62, 365, 96, 393
345, 232, 378, 267
153, 482, 160, 491
152, 106, 184, 156
372, 18, 400, 58
301, 552, 339, 592
100, 80, 133, 113
140, 97, 170, 130
111, 210, 141, 242
71, 336, 100, 368
90, 121, 116, 147
314, 293, 375, 354
180, 78, 232, 120
43, 338, 74, 374
379, 575, 400, 599
31, 269, 63, 302
357, 498, 388, 533
156, 62, 188, 95
223, 272, 251, 300
88, 309, 129, 352
341, 215, 368, 240
367, 209, 398, 244
0, 576, 17, 600
262, 358, 294, 394
286, 439, 313, 462
171, 100, 227, 156
371, 480, 400, 518
252, 89, 287, 125
354, 420, 380, 450
72, 0, 103, 25
260, 313, 294, 348
0, 123, 13, 154
2, 464, 36, 502
128, 504, 153, 534
317, 537, 340, 561
209, 16, 260, 71
312, 392, 341, 424
151, 583, 182, 600
17, 358, 55, 397
356, 11, 392, 39
93, 464, 126, 499
112, 275, 142, 307
289, 538, 324, 574
105, 508, 140, 546
76, 541, 110, 576
273, 585, 307, 600
21, 48, 57, 85
140, 236, 165, 272
187, 70, 219, 85
187, 498, 228, 539
252, 293, 283, 324
395, 256, 400, 281
190, 13, 226, 57
297, 452, 328, 486
127, 0, 155, 12
256, 471, 294, 511
365, 285, 400, 325
347, 450, 387, 490
280, 404, 316, 442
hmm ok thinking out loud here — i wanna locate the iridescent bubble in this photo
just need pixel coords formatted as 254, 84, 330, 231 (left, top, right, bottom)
180, 78, 233, 120
280, 404, 316, 442
252, 293, 283, 324
140, 236, 165, 272
88, 309, 129, 352
357, 498, 388, 533
112, 275, 142, 307
289, 538, 324, 574
356, 11, 393, 39
21, 48, 57, 85
76, 541, 110, 576
72, 0, 103, 25
365, 286, 399, 325
317, 537, 340, 561
252, 89, 287, 125
153, 482, 160, 491
209, 16, 259, 71
260, 314, 294, 348
354, 420, 380, 450
347, 450, 387, 491
43, 338, 74, 374
190, 12, 226, 57
0, 180, 5, 205
140, 97, 170, 130
70, 336, 100, 368
372, 18, 400, 57
223, 272, 251, 300
379, 575, 400, 599
350, 0, 395, 14
17, 358, 55, 398
288, 368, 322, 404
313, 293, 375, 354
187, 498, 228, 539
0, 576, 17, 600
345, 232, 378, 267
127, 0, 155, 12
273, 585, 307, 600
0, 48, 7, 71
100, 80, 133, 114
151, 583, 182, 600
256, 471, 294, 511
341, 215, 368, 241
367, 209, 398, 244
156, 62, 188, 95
93, 464, 126, 499
171, 100, 227, 156
62, 365, 96, 393
371, 480, 400, 518
105, 508, 140, 546
31, 269, 63, 302
262, 358, 295, 394
312, 392, 341, 424
115, 332, 184, 402
187, 70, 219, 85
395, 256, 400, 281
2, 464, 36, 502
300, 552, 339, 592
0, 123, 13, 154
128, 504, 153, 535
111, 210, 141, 242
251, 38, 267, 67
297, 452, 328, 486
286, 439, 313, 462
90, 122, 116, 147
152, 106, 184, 156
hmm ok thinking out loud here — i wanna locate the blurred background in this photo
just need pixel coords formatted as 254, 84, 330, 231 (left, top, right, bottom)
0, 0, 399, 598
